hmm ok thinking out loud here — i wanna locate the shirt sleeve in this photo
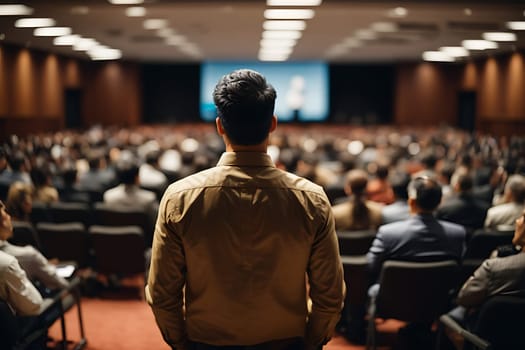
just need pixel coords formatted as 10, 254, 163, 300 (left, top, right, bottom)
29, 247, 69, 290
4, 257, 43, 316
305, 199, 345, 349
457, 258, 492, 307
146, 196, 188, 350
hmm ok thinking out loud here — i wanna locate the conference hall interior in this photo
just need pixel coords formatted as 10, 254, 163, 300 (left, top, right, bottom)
1, 0, 524, 349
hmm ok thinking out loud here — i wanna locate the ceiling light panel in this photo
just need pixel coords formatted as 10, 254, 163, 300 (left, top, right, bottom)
15, 18, 56, 28
260, 38, 297, 47
422, 51, 454, 62
263, 20, 306, 31
482, 32, 517, 42
267, 0, 322, 6
0, 4, 33, 16
264, 9, 315, 20
34, 27, 72, 37
462, 39, 498, 50
108, 0, 144, 4
53, 35, 80, 46
506, 21, 525, 30
126, 6, 146, 17
262, 30, 302, 39
371, 22, 398, 33
439, 46, 469, 57
73, 38, 98, 51
143, 19, 168, 30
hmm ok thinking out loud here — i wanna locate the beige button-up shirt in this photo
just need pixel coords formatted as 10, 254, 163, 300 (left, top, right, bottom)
146, 152, 344, 350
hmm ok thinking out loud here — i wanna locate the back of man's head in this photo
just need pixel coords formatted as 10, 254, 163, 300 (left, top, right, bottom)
408, 176, 442, 212
390, 171, 410, 200
213, 69, 276, 146
453, 173, 473, 193
116, 161, 139, 185
505, 174, 525, 203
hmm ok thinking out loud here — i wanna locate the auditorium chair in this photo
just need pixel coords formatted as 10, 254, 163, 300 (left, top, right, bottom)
36, 222, 91, 268
93, 202, 154, 246
10, 221, 43, 251
89, 225, 146, 296
30, 201, 51, 224
47, 202, 92, 227
439, 296, 525, 350
337, 230, 376, 256
366, 260, 459, 350
0, 277, 87, 350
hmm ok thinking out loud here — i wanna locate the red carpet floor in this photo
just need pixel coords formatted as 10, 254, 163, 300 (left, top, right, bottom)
49, 295, 401, 350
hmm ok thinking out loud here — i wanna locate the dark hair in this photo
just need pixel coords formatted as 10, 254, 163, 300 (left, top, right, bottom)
456, 173, 473, 192
408, 176, 442, 211
390, 171, 410, 200
346, 169, 370, 229
213, 69, 276, 145
116, 161, 139, 185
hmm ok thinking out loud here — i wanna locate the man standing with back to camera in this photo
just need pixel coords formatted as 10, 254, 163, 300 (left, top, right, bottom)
146, 69, 345, 350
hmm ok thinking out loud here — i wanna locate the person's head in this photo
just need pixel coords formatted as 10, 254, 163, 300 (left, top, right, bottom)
0, 200, 13, 241
407, 176, 442, 213
420, 152, 437, 170
390, 171, 410, 200
213, 69, 277, 146
5, 182, 33, 221
9, 152, 29, 172
116, 161, 140, 185
30, 166, 52, 188
452, 172, 473, 193
512, 209, 525, 248
504, 174, 525, 203
62, 166, 78, 187
344, 169, 368, 197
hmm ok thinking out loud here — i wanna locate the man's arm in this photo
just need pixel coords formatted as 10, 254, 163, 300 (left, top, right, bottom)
306, 201, 345, 350
366, 227, 387, 283
146, 196, 188, 350
3, 257, 43, 316
456, 259, 492, 307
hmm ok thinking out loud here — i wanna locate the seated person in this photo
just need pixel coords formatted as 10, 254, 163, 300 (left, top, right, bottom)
484, 174, 525, 230
381, 171, 411, 224
0, 200, 68, 293
0, 249, 43, 316
5, 182, 33, 223
452, 208, 525, 324
332, 169, 383, 231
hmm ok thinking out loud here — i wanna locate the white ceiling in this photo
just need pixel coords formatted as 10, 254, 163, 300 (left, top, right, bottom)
0, 0, 524, 63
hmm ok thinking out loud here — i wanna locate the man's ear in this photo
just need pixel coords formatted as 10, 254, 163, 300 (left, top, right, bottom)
216, 117, 225, 136
269, 115, 277, 133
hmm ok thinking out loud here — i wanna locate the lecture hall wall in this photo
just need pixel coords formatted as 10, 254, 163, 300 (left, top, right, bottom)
0, 43, 524, 139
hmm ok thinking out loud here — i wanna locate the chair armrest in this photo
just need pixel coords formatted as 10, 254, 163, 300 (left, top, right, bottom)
439, 314, 492, 350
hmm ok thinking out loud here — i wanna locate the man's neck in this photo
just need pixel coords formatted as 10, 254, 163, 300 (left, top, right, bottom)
225, 141, 268, 153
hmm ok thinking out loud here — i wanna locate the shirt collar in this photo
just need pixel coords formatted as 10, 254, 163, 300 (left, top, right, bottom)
217, 152, 275, 168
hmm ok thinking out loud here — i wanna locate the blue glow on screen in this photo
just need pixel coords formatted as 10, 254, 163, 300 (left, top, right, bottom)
200, 62, 329, 122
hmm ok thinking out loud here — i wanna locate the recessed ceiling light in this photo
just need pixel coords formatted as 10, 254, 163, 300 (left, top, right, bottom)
143, 19, 167, 30
165, 35, 187, 46
355, 29, 377, 40
439, 46, 469, 57
264, 9, 315, 20
388, 7, 407, 18
482, 32, 517, 42
0, 4, 33, 16
506, 21, 525, 30
126, 6, 146, 17
73, 38, 98, 51
89, 48, 122, 60
34, 27, 72, 37
263, 20, 306, 31
157, 28, 175, 37
260, 38, 297, 47
108, 0, 144, 4
15, 18, 56, 28
53, 34, 80, 46
464, 8, 472, 16
259, 47, 293, 55
262, 30, 302, 40
371, 22, 398, 33
422, 51, 455, 62
267, 0, 322, 6
462, 40, 498, 50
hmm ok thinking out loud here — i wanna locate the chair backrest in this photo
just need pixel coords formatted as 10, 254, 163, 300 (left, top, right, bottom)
0, 299, 18, 349
337, 230, 376, 256
464, 229, 514, 260
341, 255, 369, 309
376, 260, 459, 323
36, 222, 90, 267
473, 296, 525, 350
48, 202, 92, 226
93, 202, 153, 246
89, 225, 145, 275
30, 201, 51, 225
10, 221, 43, 252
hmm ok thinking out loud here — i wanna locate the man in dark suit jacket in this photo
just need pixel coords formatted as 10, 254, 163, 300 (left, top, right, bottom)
436, 172, 489, 232
368, 176, 466, 281
366, 176, 466, 349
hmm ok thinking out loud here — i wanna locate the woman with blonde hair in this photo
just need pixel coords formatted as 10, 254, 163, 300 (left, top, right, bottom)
5, 181, 33, 222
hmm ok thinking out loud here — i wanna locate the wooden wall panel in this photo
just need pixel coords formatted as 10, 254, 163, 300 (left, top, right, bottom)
506, 53, 525, 119
12, 49, 37, 117
478, 57, 504, 120
394, 63, 459, 126
83, 61, 141, 127
0, 46, 8, 117
40, 54, 62, 118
